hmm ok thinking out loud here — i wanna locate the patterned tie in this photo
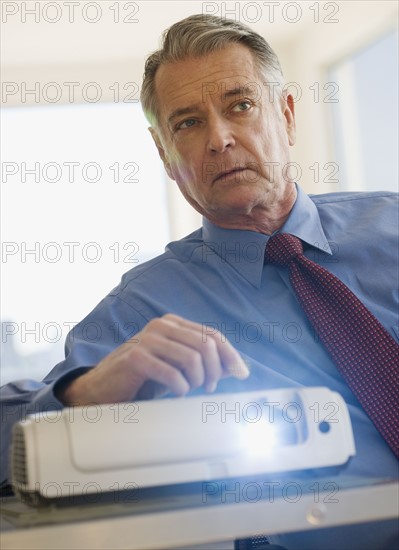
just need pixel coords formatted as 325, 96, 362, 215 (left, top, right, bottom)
265, 233, 399, 459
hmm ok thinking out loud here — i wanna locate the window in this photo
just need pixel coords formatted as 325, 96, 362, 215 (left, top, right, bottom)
329, 30, 398, 192
1, 102, 168, 384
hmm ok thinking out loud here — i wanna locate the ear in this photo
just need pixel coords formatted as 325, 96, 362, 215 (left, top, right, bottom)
282, 93, 296, 146
148, 127, 175, 181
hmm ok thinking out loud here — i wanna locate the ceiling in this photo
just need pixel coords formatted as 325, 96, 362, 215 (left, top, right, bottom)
1, 0, 315, 69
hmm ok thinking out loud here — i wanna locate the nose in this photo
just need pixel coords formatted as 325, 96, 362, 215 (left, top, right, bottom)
206, 116, 236, 154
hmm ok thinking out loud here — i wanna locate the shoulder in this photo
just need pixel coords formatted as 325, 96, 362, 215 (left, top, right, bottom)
308, 190, 398, 243
111, 227, 204, 293
310, 190, 398, 224
309, 190, 398, 206
309, 191, 399, 210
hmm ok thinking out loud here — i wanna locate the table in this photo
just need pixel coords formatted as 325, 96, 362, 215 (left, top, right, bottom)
1, 476, 398, 550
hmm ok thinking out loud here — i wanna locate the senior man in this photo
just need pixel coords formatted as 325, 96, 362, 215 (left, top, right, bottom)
1, 14, 398, 549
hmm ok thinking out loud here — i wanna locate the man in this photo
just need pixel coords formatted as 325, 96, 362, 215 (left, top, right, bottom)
1, 14, 398, 549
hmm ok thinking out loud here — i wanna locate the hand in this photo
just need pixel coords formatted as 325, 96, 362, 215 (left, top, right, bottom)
58, 314, 250, 406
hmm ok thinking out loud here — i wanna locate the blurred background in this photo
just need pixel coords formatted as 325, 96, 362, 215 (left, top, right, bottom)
1, 0, 398, 384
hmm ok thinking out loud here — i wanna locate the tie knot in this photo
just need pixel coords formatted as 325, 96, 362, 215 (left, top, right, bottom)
265, 233, 303, 267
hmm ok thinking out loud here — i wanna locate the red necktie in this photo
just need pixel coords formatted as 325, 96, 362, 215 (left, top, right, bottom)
265, 233, 399, 459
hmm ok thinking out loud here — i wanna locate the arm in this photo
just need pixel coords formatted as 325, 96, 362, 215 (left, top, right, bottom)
1, 305, 249, 485
57, 313, 249, 406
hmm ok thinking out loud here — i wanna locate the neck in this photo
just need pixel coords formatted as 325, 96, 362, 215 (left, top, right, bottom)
206, 184, 298, 235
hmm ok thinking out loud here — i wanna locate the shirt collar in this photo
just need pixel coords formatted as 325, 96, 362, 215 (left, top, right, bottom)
279, 185, 332, 254
202, 185, 332, 288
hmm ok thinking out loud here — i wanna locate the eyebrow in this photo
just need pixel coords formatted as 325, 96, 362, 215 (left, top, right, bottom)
221, 85, 256, 101
168, 106, 199, 127
167, 85, 257, 127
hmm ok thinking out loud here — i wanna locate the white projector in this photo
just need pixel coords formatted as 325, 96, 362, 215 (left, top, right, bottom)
10, 387, 355, 506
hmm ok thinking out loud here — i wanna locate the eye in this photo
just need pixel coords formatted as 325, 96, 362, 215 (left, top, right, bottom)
232, 100, 252, 112
176, 118, 198, 130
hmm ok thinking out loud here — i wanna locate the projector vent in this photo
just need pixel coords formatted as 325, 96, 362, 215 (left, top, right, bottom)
12, 425, 29, 486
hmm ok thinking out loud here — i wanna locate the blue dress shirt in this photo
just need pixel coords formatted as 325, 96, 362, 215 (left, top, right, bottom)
1, 186, 398, 548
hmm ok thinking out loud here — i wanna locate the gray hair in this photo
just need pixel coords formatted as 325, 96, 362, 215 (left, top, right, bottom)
141, 14, 284, 127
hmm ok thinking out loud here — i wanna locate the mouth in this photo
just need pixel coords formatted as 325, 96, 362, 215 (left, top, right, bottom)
212, 167, 249, 184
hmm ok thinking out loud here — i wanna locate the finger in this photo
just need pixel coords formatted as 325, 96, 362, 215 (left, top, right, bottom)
165, 315, 250, 384
127, 348, 191, 397
163, 315, 250, 380
151, 315, 224, 392
140, 331, 206, 390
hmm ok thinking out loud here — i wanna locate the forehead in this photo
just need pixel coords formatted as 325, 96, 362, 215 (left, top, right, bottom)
154, 44, 262, 123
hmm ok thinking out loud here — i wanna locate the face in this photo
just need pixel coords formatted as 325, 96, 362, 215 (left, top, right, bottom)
151, 43, 296, 232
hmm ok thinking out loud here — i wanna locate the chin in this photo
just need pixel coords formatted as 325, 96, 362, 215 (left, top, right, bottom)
212, 188, 263, 212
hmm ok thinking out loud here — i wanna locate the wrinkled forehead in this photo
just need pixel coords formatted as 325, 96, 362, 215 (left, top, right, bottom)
153, 44, 266, 126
